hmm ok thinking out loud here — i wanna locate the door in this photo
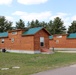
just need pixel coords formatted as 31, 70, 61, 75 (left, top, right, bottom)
40, 37, 44, 47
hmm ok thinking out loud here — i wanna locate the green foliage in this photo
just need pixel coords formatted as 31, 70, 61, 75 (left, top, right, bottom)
40, 21, 47, 27
68, 21, 76, 34
16, 19, 25, 29
51, 17, 66, 34
0, 16, 67, 34
27, 19, 42, 28
27, 21, 31, 28
46, 20, 53, 33
35, 19, 40, 27
27, 17, 66, 35
0, 16, 12, 32
28, 20, 35, 28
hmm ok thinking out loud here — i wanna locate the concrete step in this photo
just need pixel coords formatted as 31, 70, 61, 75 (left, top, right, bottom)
40, 47, 54, 54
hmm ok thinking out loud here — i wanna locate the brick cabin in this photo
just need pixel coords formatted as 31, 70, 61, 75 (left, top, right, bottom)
49, 33, 76, 51
0, 27, 50, 54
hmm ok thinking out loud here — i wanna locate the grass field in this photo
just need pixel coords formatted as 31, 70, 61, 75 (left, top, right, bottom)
0, 52, 76, 75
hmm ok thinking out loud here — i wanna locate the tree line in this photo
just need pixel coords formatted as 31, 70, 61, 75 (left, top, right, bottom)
0, 16, 76, 34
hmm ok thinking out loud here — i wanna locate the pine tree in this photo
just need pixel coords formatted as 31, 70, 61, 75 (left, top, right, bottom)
0, 16, 12, 32
51, 17, 66, 34
16, 19, 25, 29
68, 21, 76, 33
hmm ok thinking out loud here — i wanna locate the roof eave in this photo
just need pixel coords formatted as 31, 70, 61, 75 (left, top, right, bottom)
49, 38, 53, 40
43, 28, 51, 35
22, 34, 34, 36
67, 37, 76, 39
0, 36, 8, 38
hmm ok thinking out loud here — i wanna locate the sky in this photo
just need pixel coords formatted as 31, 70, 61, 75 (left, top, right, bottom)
0, 0, 76, 28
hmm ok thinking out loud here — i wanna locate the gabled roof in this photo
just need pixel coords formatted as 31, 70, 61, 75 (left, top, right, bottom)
0, 32, 8, 38
0, 27, 50, 37
67, 33, 76, 38
22, 27, 43, 35
49, 36, 53, 39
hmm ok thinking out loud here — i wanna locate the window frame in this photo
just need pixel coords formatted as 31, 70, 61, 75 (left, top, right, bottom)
40, 37, 45, 47
12, 32, 17, 35
56, 40, 59, 44
56, 36, 62, 38
1, 38, 4, 43
11, 38, 14, 43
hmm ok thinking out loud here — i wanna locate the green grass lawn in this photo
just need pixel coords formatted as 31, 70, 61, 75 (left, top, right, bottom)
0, 52, 76, 75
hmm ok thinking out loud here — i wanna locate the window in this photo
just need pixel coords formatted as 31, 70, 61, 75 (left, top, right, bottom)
12, 32, 17, 35
56, 40, 59, 44
56, 36, 62, 38
1, 39, 4, 43
11, 38, 14, 43
40, 37, 44, 46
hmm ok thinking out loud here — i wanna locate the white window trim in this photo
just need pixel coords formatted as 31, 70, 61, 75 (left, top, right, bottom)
40, 37, 45, 47
12, 32, 17, 35
1, 38, 4, 43
11, 38, 14, 43
56, 36, 62, 38
56, 40, 59, 44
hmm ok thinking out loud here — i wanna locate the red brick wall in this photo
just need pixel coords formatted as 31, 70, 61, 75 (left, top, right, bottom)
49, 35, 76, 48
34, 29, 49, 50
0, 37, 9, 49
0, 29, 49, 51
0, 31, 34, 51
21, 35, 34, 50
0, 31, 22, 50
66, 38, 76, 48
8, 30, 22, 50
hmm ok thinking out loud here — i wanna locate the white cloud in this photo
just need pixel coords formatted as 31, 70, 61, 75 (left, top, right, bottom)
17, 0, 48, 5
12, 11, 26, 16
5, 16, 14, 21
12, 11, 73, 28
5, 16, 16, 26
12, 11, 52, 21
0, 0, 12, 5
50, 13, 68, 20
50, 12, 71, 28
72, 15, 76, 21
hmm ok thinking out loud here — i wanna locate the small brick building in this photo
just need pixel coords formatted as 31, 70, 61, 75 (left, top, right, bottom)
0, 27, 50, 54
49, 33, 76, 51
1, 27, 76, 53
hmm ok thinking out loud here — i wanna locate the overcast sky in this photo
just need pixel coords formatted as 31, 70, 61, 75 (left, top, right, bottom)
0, 0, 76, 28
